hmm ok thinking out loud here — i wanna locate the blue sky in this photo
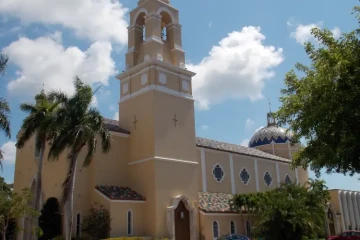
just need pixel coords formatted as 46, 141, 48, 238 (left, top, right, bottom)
0, 0, 359, 190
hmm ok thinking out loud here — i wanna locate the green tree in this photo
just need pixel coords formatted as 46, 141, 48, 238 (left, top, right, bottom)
233, 180, 330, 240
38, 197, 62, 240
0, 188, 40, 240
274, 5, 360, 176
82, 204, 111, 240
48, 77, 111, 240
17, 92, 61, 217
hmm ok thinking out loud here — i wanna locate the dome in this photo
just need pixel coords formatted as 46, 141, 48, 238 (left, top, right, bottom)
248, 125, 294, 148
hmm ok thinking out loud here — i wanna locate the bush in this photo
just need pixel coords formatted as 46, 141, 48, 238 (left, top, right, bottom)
82, 205, 111, 240
39, 197, 62, 240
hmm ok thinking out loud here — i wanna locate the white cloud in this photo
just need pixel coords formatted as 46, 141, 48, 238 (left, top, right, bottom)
187, 26, 284, 110
0, 141, 16, 165
91, 96, 98, 107
201, 125, 209, 130
240, 139, 250, 147
113, 112, 119, 120
290, 23, 320, 45
245, 118, 254, 130
48, 31, 62, 43
331, 27, 341, 39
3, 35, 116, 96
290, 21, 341, 44
0, 0, 128, 45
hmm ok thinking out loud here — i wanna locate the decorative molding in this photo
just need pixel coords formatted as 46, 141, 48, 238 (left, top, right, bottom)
117, 59, 195, 82
159, 72, 167, 84
141, 73, 148, 85
95, 189, 145, 203
201, 148, 207, 192
199, 211, 242, 216
254, 159, 260, 192
144, 12, 161, 22
166, 195, 196, 240
166, 22, 182, 30
119, 84, 194, 104
128, 156, 198, 165
239, 167, 251, 185
212, 163, 225, 183
122, 82, 129, 94
144, 35, 163, 45
182, 79, 189, 92
229, 154, 235, 194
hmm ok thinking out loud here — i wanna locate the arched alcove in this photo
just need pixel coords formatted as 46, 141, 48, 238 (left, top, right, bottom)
159, 11, 172, 41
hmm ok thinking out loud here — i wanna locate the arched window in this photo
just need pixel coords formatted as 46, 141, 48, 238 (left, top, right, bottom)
76, 213, 81, 239
246, 221, 251, 237
127, 210, 133, 235
212, 164, 225, 183
230, 220, 236, 234
213, 221, 219, 239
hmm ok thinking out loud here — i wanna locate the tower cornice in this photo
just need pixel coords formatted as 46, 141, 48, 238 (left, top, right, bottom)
116, 58, 195, 81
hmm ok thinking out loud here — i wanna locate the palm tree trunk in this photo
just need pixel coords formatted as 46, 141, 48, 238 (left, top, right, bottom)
64, 152, 79, 240
34, 140, 45, 213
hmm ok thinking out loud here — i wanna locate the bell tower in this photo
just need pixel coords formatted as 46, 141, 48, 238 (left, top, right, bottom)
116, 0, 199, 239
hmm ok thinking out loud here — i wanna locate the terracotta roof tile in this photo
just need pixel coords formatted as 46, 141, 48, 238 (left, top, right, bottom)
198, 192, 238, 213
96, 185, 146, 201
103, 118, 130, 134
196, 137, 290, 163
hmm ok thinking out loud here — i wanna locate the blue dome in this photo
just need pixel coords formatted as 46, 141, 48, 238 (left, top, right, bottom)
249, 125, 293, 148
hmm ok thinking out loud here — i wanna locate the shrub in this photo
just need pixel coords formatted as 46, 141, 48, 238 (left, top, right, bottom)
39, 197, 62, 240
82, 205, 111, 240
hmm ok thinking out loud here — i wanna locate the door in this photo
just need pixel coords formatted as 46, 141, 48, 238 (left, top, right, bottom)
174, 200, 190, 240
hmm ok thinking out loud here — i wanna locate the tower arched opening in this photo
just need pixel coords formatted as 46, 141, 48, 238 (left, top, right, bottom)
160, 11, 172, 41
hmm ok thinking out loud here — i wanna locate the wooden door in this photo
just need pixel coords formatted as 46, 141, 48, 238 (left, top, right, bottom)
174, 200, 190, 240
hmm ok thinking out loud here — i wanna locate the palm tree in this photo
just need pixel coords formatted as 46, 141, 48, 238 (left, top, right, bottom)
0, 99, 11, 171
48, 77, 111, 240
17, 91, 61, 215
0, 54, 10, 171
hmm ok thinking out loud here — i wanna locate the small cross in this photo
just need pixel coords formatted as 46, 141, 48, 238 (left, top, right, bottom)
173, 114, 178, 127
133, 115, 138, 130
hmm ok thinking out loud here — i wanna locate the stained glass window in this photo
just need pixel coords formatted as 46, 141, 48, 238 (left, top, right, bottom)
230, 221, 236, 234
246, 221, 251, 237
213, 164, 224, 182
127, 210, 132, 235
264, 172, 272, 187
285, 174, 292, 184
213, 221, 219, 238
240, 168, 250, 184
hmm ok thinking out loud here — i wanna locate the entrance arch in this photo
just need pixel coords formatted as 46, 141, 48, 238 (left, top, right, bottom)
166, 195, 196, 240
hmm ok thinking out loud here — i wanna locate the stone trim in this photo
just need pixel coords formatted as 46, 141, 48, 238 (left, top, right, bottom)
166, 195, 196, 240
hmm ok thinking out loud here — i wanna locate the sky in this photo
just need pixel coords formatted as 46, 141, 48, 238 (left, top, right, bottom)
0, 0, 359, 190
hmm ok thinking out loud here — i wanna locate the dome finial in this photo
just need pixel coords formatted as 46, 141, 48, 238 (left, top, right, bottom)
267, 99, 276, 126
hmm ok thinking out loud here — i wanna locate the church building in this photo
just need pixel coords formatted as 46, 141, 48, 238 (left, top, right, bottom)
19, 0, 360, 239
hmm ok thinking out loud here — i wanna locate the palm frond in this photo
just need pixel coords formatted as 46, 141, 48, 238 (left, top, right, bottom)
17, 118, 37, 149
0, 149, 3, 171
100, 127, 111, 153
20, 103, 37, 114
0, 98, 11, 138
83, 137, 96, 167
48, 90, 68, 105
0, 54, 9, 74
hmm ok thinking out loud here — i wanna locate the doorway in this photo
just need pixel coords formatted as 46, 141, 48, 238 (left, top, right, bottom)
174, 200, 190, 240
